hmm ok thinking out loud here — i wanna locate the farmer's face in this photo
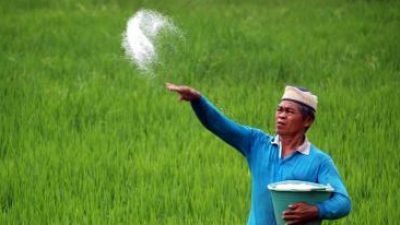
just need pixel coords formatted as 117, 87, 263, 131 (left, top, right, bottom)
275, 100, 309, 136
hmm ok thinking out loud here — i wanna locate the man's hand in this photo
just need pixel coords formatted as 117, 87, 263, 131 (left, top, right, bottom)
282, 202, 319, 225
166, 82, 201, 101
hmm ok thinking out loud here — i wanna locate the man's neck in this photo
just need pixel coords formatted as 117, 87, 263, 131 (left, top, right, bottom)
280, 133, 306, 157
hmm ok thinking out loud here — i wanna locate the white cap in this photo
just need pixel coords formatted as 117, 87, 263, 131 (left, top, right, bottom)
281, 86, 318, 111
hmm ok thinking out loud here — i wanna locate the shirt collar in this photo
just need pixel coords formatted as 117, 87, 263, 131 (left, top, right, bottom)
271, 135, 311, 157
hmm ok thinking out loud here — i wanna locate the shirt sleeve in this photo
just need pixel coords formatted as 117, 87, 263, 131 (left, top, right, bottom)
190, 96, 255, 157
316, 157, 352, 219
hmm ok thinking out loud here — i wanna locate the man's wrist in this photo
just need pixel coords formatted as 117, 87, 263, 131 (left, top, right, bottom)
316, 203, 326, 219
311, 205, 320, 219
190, 95, 203, 103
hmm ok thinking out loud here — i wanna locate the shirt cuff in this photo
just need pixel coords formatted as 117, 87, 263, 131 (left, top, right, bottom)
316, 203, 327, 219
190, 96, 205, 105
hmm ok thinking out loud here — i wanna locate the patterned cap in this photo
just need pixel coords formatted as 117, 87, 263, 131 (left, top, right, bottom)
281, 86, 318, 111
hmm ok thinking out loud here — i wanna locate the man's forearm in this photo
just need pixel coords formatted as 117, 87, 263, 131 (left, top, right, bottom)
317, 192, 351, 219
190, 96, 253, 156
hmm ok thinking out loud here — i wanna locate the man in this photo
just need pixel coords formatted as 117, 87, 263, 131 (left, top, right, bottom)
166, 83, 351, 225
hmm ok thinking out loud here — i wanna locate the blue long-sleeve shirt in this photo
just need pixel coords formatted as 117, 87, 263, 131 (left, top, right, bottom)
191, 96, 351, 225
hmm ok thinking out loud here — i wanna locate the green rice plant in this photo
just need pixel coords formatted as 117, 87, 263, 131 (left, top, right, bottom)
0, 0, 399, 224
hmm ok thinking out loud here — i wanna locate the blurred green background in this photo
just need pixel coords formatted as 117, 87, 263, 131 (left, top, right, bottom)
1, 0, 399, 224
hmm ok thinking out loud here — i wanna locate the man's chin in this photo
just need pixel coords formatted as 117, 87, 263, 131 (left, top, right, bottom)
276, 129, 288, 136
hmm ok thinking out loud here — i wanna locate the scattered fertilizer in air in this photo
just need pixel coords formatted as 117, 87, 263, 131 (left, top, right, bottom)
122, 9, 181, 73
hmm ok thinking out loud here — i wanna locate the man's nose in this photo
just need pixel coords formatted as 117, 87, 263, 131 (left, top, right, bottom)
278, 111, 287, 119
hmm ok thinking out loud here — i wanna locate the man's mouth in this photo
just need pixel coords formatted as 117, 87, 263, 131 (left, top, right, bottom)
276, 121, 286, 128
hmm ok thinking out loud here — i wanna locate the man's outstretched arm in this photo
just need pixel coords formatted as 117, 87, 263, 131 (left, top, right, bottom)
166, 82, 255, 156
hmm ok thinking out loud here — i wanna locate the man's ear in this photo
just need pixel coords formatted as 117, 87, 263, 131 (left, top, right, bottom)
304, 116, 314, 128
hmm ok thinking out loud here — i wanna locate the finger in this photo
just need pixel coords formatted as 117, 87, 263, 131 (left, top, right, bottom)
170, 85, 189, 95
165, 82, 172, 88
288, 203, 300, 210
285, 220, 301, 225
166, 82, 180, 92
166, 84, 176, 91
283, 213, 299, 219
282, 210, 297, 217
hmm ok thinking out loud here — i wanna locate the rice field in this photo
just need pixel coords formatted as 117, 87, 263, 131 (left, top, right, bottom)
1, 0, 399, 224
